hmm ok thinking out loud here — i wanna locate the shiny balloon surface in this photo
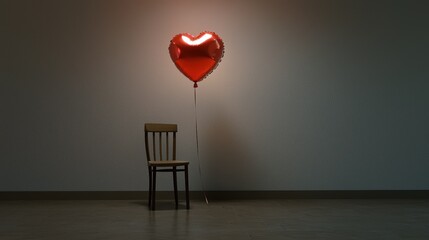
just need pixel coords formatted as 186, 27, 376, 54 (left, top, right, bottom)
169, 32, 224, 87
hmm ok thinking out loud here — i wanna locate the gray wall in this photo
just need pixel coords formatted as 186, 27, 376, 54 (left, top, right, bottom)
1, 0, 428, 191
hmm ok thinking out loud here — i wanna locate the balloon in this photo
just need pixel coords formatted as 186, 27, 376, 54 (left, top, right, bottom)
169, 32, 224, 88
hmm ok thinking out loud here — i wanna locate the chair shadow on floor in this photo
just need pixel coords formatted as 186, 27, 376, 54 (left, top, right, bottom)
131, 201, 189, 210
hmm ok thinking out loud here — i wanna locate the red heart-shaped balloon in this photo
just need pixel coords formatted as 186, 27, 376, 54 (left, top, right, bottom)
169, 32, 224, 88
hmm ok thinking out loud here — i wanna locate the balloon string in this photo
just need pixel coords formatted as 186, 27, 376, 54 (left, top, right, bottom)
194, 88, 209, 204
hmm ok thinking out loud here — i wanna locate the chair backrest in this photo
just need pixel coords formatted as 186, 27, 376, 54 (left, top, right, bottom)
144, 123, 177, 162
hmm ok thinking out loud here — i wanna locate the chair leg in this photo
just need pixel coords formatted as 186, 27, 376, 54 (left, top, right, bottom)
185, 165, 190, 209
173, 167, 178, 209
152, 167, 156, 210
148, 167, 152, 210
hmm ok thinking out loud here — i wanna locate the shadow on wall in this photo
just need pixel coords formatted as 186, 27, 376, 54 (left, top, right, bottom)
203, 109, 259, 190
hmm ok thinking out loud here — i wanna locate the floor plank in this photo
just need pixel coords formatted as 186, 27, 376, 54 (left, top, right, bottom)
0, 199, 428, 240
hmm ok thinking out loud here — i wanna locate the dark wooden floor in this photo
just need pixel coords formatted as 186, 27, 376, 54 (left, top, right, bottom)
1, 199, 428, 239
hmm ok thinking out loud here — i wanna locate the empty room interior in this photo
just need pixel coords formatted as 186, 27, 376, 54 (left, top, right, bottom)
1, 0, 428, 239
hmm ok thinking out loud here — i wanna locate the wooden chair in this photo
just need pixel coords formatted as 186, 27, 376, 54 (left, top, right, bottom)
144, 123, 190, 210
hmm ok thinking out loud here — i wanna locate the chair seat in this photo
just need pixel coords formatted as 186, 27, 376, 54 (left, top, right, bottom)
148, 160, 189, 167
